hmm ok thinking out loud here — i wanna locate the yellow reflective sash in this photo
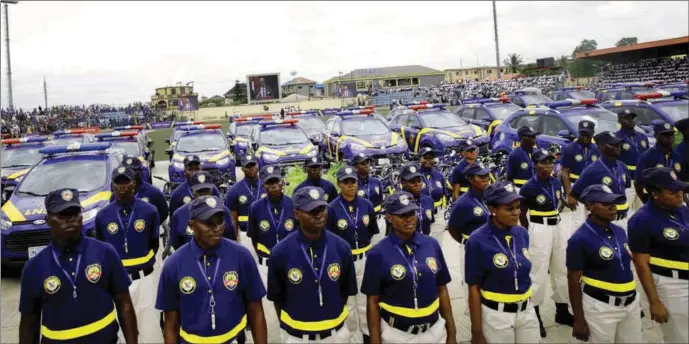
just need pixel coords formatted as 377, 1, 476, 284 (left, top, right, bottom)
480, 287, 532, 303
529, 210, 559, 217
256, 243, 271, 255
616, 203, 629, 211
41, 309, 116, 340
569, 173, 579, 180
649, 257, 689, 271
352, 243, 372, 256
513, 179, 527, 186
238, 216, 248, 222
180, 315, 247, 344
280, 306, 348, 332
373, 205, 381, 212
122, 249, 154, 267
581, 276, 636, 292
379, 298, 439, 318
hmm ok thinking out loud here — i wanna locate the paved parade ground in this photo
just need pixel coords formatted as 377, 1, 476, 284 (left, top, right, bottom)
0, 161, 666, 344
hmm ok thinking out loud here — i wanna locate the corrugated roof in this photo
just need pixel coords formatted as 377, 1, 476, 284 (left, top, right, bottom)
339, 65, 442, 79
283, 77, 317, 86
576, 36, 689, 60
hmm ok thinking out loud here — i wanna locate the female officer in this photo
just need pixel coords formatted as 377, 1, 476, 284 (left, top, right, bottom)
464, 181, 540, 344
361, 191, 457, 343
567, 185, 642, 343
628, 167, 688, 343
417, 147, 448, 212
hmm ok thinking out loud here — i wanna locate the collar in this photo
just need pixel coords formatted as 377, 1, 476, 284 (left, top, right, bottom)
297, 229, 327, 248
576, 139, 589, 147
648, 199, 682, 219
519, 145, 534, 153
487, 220, 516, 237
652, 144, 673, 154
116, 198, 136, 211
307, 177, 322, 185
339, 195, 358, 207
467, 187, 483, 200
585, 217, 611, 233
269, 194, 284, 206
388, 230, 422, 249
600, 156, 617, 169
534, 174, 553, 185
190, 237, 224, 260
52, 235, 86, 256
244, 177, 259, 187
419, 166, 434, 173
358, 175, 369, 184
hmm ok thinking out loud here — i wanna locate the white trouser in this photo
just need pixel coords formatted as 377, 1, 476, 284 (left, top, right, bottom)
240, 230, 258, 261
380, 317, 447, 343
371, 216, 386, 245
257, 257, 268, 288
429, 224, 445, 248
481, 302, 540, 344
528, 221, 569, 305
568, 204, 587, 235
653, 273, 689, 343
118, 268, 164, 343
582, 292, 642, 343
625, 188, 642, 215
346, 257, 368, 342
280, 325, 351, 343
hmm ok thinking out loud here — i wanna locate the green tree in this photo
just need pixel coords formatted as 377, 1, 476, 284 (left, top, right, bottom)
232, 80, 247, 104
569, 39, 601, 78
508, 53, 523, 73
615, 37, 638, 47
557, 55, 569, 69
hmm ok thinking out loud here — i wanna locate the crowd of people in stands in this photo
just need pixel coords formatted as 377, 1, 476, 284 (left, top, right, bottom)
596, 56, 688, 86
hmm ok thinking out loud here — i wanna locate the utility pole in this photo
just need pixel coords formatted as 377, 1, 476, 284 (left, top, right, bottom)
43, 77, 48, 109
493, 0, 502, 79
2, 0, 18, 110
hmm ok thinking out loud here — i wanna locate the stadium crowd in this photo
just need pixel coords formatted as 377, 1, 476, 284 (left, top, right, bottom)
596, 56, 688, 85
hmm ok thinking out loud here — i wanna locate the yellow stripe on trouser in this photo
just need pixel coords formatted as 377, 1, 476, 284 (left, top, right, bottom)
41, 309, 116, 340
238, 216, 248, 222
280, 306, 348, 331
180, 315, 247, 344
481, 287, 532, 303
529, 210, 559, 216
352, 243, 372, 255
581, 276, 636, 292
122, 250, 155, 267
256, 243, 271, 255
650, 257, 689, 270
379, 298, 439, 318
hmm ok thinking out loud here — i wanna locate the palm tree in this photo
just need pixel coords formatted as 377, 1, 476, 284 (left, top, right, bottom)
508, 53, 523, 74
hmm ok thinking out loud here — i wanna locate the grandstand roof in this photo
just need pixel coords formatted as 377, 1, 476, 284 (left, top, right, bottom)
324, 65, 443, 83
576, 36, 689, 62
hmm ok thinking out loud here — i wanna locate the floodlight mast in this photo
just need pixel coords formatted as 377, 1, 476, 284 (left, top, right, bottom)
2, 0, 18, 110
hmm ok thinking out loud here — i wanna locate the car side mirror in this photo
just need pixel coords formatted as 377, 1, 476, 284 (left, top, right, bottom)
557, 130, 576, 140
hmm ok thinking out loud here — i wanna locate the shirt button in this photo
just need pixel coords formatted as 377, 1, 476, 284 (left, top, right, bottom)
608, 236, 611, 239
208, 289, 212, 294
207, 263, 211, 266
614, 247, 618, 250
69, 258, 73, 262
314, 255, 317, 258
71, 272, 75, 276
208, 277, 211, 280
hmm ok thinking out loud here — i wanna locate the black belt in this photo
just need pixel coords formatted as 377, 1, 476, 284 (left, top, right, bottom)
584, 285, 636, 307
616, 212, 628, 221
129, 267, 154, 281
284, 322, 344, 341
529, 216, 560, 226
352, 252, 366, 261
651, 265, 689, 280
381, 311, 438, 334
481, 298, 529, 313
257, 255, 269, 266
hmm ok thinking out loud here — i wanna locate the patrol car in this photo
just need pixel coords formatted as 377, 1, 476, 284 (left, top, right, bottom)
94, 129, 153, 183
454, 97, 523, 137
287, 111, 327, 147
388, 103, 490, 156
386, 101, 429, 121
228, 115, 272, 162
594, 82, 656, 102
547, 86, 597, 101
0, 143, 123, 266
601, 90, 688, 127
1, 137, 50, 204
507, 87, 554, 107
656, 81, 688, 93
248, 119, 319, 169
50, 129, 97, 146
321, 109, 408, 168
111, 125, 155, 167
168, 124, 236, 189
164, 120, 205, 160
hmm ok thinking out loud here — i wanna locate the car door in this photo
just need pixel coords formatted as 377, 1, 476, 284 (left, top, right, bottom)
472, 108, 493, 131
507, 114, 543, 149
324, 119, 337, 159
406, 114, 423, 152
457, 107, 476, 124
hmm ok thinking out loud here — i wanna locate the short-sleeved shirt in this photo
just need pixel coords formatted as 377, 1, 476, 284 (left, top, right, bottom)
361, 232, 450, 327
170, 181, 221, 220
267, 230, 357, 334
448, 188, 489, 239
615, 129, 649, 179
567, 219, 635, 296
450, 159, 472, 193
110, 182, 169, 224
464, 222, 532, 302
357, 175, 384, 213
506, 146, 535, 187
225, 178, 265, 231
169, 203, 237, 250
635, 146, 674, 182
572, 157, 631, 217
520, 175, 563, 219
326, 195, 379, 254
385, 194, 435, 236
419, 166, 447, 206
156, 238, 265, 342
673, 141, 689, 182
295, 178, 338, 203
247, 195, 297, 257
19, 237, 131, 343
561, 140, 600, 181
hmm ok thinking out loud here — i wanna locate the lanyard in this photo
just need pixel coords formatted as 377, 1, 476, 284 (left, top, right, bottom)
360, 178, 373, 198
51, 248, 82, 299
339, 200, 360, 249
267, 200, 285, 245
472, 194, 489, 215
531, 175, 558, 209
596, 160, 625, 192
578, 143, 593, 162
415, 199, 423, 233
394, 245, 419, 309
115, 201, 137, 254
243, 180, 260, 202
424, 174, 434, 194
196, 255, 221, 330
492, 235, 519, 291
584, 222, 624, 271
300, 244, 328, 307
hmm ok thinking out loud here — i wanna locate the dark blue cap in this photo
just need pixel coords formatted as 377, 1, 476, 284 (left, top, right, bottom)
293, 186, 328, 211
45, 188, 82, 213
593, 131, 623, 146
112, 165, 135, 182
484, 181, 524, 206
122, 155, 144, 170
304, 156, 323, 168
189, 195, 224, 221
618, 109, 637, 118
580, 184, 625, 204
532, 148, 556, 162
652, 120, 675, 135
183, 155, 201, 166
417, 146, 437, 157
675, 118, 689, 132
240, 154, 258, 167
643, 167, 689, 192
400, 164, 422, 181
351, 153, 371, 165
337, 166, 358, 181
459, 139, 478, 152
384, 191, 419, 215
578, 120, 595, 134
190, 171, 215, 192
260, 165, 282, 183
518, 126, 538, 137
465, 163, 491, 176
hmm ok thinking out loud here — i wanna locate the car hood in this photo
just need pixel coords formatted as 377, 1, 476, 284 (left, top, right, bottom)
173, 150, 231, 163
342, 132, 402, 149
431, 125, 484, 139
1, 166, 31, 180
257, 142, 315, 156
1, 190, 111, 223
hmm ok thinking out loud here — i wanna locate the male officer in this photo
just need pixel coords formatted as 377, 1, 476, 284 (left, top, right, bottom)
562, 120, 600, 232
226, 155, 264, 246
506, 126, 539, 189
19, 188, 138, 344
352, 153, 384, 214
635, 120, 676, 204
326, 166, 379, 342
120, 155, 169, 224
295, 156, 338, 202
615, 110, 649, 210
169, 171, 236, 250
169, 155, 220, 219
673, 118, 689, 182
267, 186, 357, 343
386, 165, 435, 238
247, 165, 297, 286
450, 139, 480, 200
157, 196, 268, 344
95, 166, 162, 343
418, 147, 448, 210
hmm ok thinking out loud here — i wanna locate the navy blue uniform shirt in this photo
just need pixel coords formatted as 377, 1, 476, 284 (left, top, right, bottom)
450, 159, 472, 193
170, 181, 220, 220
561, 140, 600, 181
225, 178, 265, 232
520, 175, 563, 218
169, 203, 237, 250
448, 188, 489, 239
326, 195, 379, 254
506, 146, 535, 187
572, 157, 631, 217
295, 178, 338, 203
635, 145, 674, 182
19, 237, 131, 343
673, 140, 689, 181
110, 181, 169, 224
247, 195, 297, 258
420, 166, 447, 206
95, 199, 160, 273
357, 175, 384, 213
615, 129, 649, 179
156, 238, 265, 343
385, 194, 434, 236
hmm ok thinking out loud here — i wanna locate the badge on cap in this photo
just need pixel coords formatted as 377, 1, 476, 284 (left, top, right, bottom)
118, 167, 126, 174
345, 167, 352, 174
309, 188, 320, 200
583, 121, 589, 128
359, 153, 365, 157
198, 174, 206, 183
467, 139, 473, 145
127, 158, 133, 165
61, 189, 73, 201
624, 109, 631, 114
399, 194, 410, 205
266, 166, 274, 174
312, 157, 318, 163
246, 155, 252, 160
504, 183, 515, 193
665, 123, 671, 129
206, 197, 217, 208
409, 166, 417, 173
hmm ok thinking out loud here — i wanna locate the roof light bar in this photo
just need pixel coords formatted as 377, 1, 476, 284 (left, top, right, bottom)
39, 142, 112, 155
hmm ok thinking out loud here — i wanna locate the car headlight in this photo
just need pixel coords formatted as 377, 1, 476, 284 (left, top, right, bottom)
215, 157, 230, 166
82, 208, 100, 222
263, 154, 279, 162
1, 217, 12, 230
172, 161, 185, 170
349, 143, 365, 151
436, 134, 454, 141
237, 141, 248, 147
306, 150, 318, 157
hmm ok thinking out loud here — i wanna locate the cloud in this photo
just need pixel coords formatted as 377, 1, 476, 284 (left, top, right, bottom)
1, 1, 686, 108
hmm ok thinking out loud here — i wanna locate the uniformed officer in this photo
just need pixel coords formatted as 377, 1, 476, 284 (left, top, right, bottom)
361, 191, 457, 344
326, 166, 379, 342
121, 155, 169, 224
169, 171, 236, 250
518, 149, 573, 337
295, 156, 338, 203
352, 153, 384, 214
506, 126, 539, 190
169, 155, 220, 219
418, 147, 449, 211
450, 139, 480, 200
628, 167, 688, 343
94, 165, 162, 343
673, 118, 689, 182
567, 184, 642, 343
615, 110, 649, 210
226, 155, 264, 248
156, 195, 268, 344
464, 181, 540, 344
247, 165, 297, 286
386, 165, 435, 238
267, 186, 357, 343
19, 188, 138, 344
634, 120, 676, 204
571, 131, 632, 230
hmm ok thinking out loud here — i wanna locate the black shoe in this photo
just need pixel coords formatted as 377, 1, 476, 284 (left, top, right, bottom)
641, 310, 645, 319
534, 306, 547, 338
555, 303, 575, 327
363, 334, 371, 344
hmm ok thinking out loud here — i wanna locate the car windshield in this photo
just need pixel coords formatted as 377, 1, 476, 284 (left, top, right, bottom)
656, 102, 689, 122
563, 110, 621, 134
177, 132, 226, 153
1, 146, 44, 168
522, 94, 553, 105
107, 141, 141, 156
568, 90, 596, 99
296, 117, 325, 131
173, 131, 184, 141
260, 126, 309, 145
51, 136, 84, 146
342, 118, 390, 136
419, 111, 468, 128
487, 103, 522, 120
17, 159, 107, 196
235, 124, 258, 137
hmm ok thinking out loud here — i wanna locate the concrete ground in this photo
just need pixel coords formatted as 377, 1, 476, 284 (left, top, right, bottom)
0, 161, 665, 343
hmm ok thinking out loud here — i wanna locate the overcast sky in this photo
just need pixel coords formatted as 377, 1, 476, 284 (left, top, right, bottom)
0, 1, 687, 109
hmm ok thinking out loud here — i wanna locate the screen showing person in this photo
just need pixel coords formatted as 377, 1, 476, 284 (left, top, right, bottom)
248, 75, 279, 101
